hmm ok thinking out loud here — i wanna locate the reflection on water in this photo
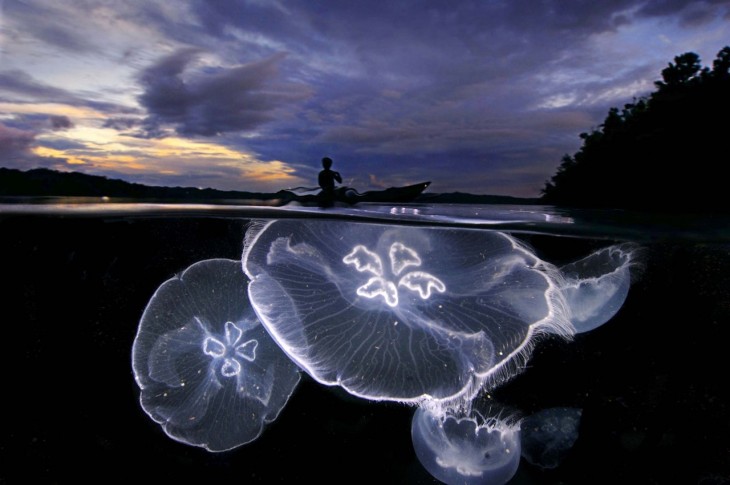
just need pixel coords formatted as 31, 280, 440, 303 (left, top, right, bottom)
1, 200, 728, 483
3, 198, 730, 242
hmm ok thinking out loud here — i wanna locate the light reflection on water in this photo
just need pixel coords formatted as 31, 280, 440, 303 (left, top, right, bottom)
2, 198, 730, 242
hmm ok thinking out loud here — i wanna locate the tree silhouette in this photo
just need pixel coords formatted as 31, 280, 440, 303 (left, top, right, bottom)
656, 52, 704, 89
543, 46, 730, 212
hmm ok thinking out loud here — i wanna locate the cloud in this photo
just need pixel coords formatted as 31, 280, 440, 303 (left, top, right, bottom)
3, 1, 96, 53
0, 113, 76, 134
103, 118, 139, 131
138, 49, 311, 137
636, 0, 730, 26
50, 115, 74, 130
0, 70, 136, 115
49, 135, 308, 193
0, 70, 79, 103
0, 123, 36, 159
0, 122, 71, 170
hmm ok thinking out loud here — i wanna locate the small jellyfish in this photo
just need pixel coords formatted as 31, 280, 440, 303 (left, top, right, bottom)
559, 244, 638, 333
520, 407, 582, 469
411, 406, 521, 485
132, 258, 300, 452
242, 220, 573, 404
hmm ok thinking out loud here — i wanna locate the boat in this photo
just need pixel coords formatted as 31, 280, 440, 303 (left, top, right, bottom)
277, 181, 431, 206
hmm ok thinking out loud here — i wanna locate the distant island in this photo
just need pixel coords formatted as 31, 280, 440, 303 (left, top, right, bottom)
0, 167, 539, 206
0, 167, 282, 202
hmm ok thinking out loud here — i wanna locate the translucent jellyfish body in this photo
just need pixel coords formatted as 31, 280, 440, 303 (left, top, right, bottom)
243, 220, 572, 403
411, 407, 521, 485
132, 259, 300, 451
559, 244, 637, 333
521, 407, 582, 469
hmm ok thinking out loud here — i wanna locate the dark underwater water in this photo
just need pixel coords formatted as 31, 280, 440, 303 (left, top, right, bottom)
1, 202, 728, 484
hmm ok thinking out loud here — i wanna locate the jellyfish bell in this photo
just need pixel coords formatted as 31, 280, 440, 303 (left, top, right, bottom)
131, 258, 300, 452
411, 405, 521, 485
520, 407, 582, 470
242, 220, 573, 405
559, 244, 639, 333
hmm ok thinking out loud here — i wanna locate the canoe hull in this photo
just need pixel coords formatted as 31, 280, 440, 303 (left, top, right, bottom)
280, 182, 431, 206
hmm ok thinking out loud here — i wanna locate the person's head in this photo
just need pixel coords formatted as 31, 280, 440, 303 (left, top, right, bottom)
322, 157, 333, 169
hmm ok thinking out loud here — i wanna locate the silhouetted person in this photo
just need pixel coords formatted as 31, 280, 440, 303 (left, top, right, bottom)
317, 157, 342, 207
318, 157, 342, 192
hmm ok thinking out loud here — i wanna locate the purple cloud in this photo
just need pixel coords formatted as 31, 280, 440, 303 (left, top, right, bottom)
0, 69, 135, 115
0, 123, 36, 158
138, 50, 310, 137
0, 70, 79, 103
3, 1, 94, 53
636, 0, 730, 26
49, 115, 73, 130
0, 122, 69, 170
103, 118, 139, 131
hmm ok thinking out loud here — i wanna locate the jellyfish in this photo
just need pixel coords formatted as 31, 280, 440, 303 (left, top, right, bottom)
520, 407, 582, 469
411, 405, 521, 485
559, 244, 638, 333
131, 258, 300, 452
242, 220, 573, 404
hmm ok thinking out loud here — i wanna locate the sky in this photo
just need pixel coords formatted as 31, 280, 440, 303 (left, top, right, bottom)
1, 1, 729, 196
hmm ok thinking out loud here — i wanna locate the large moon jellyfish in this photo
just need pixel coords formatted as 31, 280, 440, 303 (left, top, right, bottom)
559, 244, 638, 333
242, 220, 573, 404
127, 217, 641, 483
520, 407, 582, 469
411, 406, 521, 485
132, 258, 300, 452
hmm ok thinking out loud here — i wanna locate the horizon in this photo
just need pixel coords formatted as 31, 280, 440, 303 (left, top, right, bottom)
1, 2, 729, 197
5, 167, 544, 201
